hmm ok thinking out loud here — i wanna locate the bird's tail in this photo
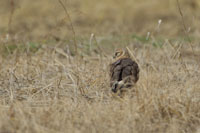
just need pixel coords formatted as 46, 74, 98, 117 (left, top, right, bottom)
111, 76, 135, 93
111, 81, 123, 93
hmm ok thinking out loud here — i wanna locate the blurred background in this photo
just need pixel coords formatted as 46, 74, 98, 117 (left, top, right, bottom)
0, 0, 200, 40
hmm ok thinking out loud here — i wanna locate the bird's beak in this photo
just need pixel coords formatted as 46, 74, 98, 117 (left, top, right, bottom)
113, 55, 116, 59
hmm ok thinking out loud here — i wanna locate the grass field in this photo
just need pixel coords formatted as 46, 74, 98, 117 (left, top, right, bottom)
0, 0, 200, 133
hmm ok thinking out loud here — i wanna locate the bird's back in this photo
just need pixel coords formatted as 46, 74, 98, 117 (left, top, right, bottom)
110, 58, 139, 87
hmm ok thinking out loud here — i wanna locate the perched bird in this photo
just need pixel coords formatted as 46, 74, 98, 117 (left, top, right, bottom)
109, 48, 139, 93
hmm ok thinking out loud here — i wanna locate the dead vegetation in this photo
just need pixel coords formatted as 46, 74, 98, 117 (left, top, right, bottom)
0, 0, 200, 133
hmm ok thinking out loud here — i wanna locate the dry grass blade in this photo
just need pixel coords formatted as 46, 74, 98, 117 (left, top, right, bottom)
57, 0, 77, 55
176, 0, 194, 53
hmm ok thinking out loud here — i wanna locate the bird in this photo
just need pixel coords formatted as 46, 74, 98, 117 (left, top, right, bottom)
109, 48, 139, 94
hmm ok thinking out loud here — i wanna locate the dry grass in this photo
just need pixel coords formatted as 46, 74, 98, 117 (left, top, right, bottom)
1, 0, 200, 38
0, 40, 200, 133
0, 0, 200, 133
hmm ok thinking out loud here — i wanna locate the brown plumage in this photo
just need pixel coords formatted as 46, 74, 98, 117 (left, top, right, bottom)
109, 48, 139, 93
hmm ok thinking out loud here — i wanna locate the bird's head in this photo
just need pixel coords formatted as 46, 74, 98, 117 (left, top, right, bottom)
113, 48, 130, 60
